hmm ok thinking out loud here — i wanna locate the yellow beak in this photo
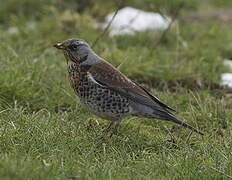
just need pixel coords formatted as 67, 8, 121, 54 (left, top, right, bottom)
53, 42, 65, 49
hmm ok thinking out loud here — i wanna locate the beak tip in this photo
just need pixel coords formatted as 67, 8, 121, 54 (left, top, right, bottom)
53, 43, 63, 49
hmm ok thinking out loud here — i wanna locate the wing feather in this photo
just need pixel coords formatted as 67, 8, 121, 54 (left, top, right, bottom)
88, 60, 175, 112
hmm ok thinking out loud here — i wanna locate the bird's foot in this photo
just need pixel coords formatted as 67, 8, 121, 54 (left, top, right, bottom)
103, 122, 120, 137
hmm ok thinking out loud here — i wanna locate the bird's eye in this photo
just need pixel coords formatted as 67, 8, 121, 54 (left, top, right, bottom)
69, 44, 78, 51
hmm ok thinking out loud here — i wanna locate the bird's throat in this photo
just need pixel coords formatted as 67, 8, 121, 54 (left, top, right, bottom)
67, 61, 88, 93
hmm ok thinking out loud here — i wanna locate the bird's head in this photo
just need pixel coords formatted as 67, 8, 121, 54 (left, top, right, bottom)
54, 39, 92, 64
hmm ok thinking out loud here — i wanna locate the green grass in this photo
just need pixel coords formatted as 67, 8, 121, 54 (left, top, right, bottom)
1, 0, 232, 179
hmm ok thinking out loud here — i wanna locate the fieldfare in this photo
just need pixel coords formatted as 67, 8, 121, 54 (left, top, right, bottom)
54, 39, 203, 135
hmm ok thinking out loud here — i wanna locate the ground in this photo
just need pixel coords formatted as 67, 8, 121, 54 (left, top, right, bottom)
0, 0, 232, 179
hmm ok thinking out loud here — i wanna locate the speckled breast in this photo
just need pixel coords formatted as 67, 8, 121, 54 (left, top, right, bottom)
67, 63, 132, 121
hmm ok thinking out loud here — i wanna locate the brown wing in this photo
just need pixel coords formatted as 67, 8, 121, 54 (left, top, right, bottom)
88, 60, 175, 112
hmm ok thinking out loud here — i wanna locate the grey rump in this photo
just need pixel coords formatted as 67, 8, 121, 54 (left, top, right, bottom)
54, 38, 203, 135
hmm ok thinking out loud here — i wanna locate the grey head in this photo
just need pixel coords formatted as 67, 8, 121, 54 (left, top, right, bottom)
54, 38, 100, 66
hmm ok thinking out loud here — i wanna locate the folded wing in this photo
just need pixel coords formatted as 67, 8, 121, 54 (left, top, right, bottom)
88, 60, 175, 113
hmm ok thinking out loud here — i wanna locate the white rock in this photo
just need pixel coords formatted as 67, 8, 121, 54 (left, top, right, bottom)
97, 7, 171, 36
221, 73, 232, 87
223, 59, 232, 69
7, 27, 19, 34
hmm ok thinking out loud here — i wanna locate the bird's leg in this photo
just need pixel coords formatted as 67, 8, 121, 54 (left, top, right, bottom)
103, 121, 114, 133
103, 121, 121, 137
110, 121, 120, 137
103, 121, 114, 134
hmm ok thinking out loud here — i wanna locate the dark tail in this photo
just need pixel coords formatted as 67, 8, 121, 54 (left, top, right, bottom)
131, 102, 203, 135
164, 113, 204, 135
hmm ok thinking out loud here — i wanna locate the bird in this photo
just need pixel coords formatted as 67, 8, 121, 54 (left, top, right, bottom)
54, 38, 203, 136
